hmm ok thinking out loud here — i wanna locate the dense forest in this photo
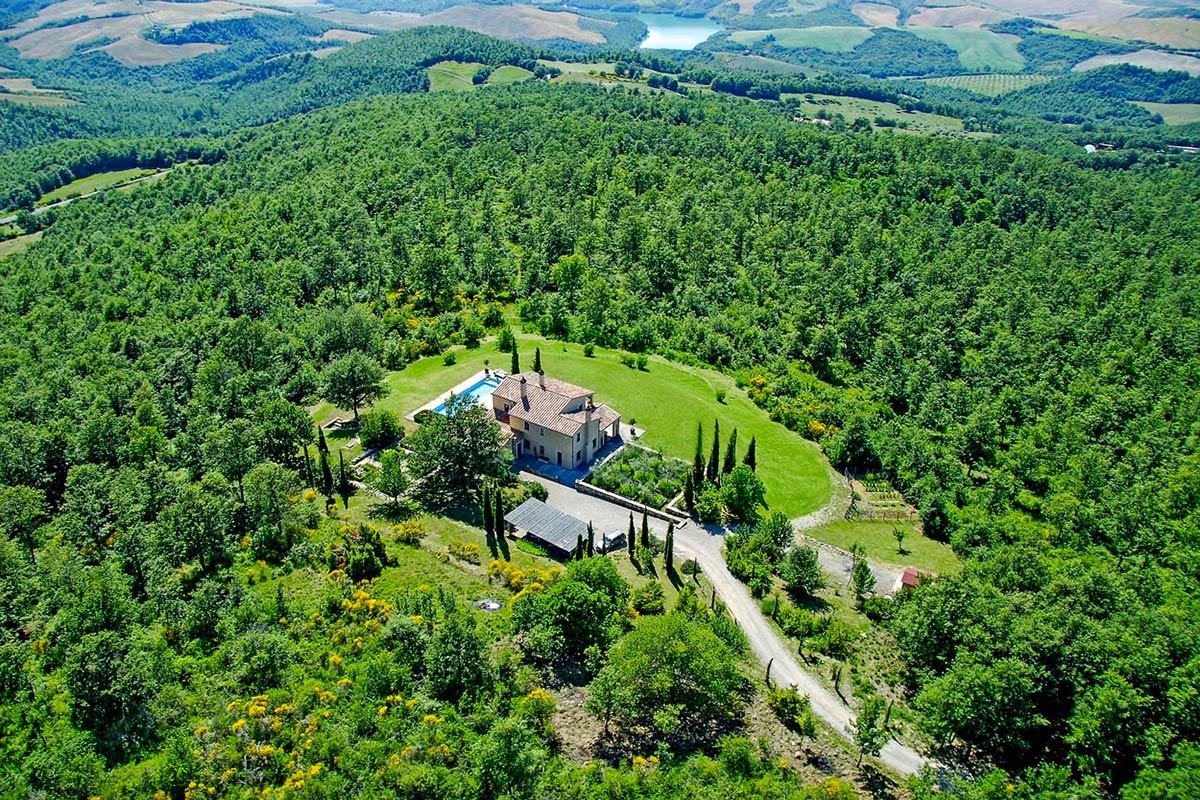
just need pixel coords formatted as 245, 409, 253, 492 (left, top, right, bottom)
1, 37, 1200, 800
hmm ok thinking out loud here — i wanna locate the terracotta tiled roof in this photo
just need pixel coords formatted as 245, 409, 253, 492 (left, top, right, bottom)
492, 372, 621, 437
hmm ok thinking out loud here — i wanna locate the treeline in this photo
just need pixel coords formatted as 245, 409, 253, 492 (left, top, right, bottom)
991, 18, 1135, 73
709, 28, 965, 79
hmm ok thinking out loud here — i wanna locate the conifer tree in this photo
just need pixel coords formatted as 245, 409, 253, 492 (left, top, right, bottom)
627, 513, 635, 557
494, 488, 505, 539
319, 446, 333, 498
707, 419, 721, 485
744, 436, 757, 472
587, 521, 595, 557
511, 342, 520, 374
482, 483, 493, 538
692, 422, 706, 489
337, 451, 353, 509
641, 510, 650, 548
723, 428, 738, 474
575, 534, 585, 560
318, 427, 329, 454
302, 444, 315, 488
533, 347, 542, 372
664, 521, 675, 572
684, 473, 695, 514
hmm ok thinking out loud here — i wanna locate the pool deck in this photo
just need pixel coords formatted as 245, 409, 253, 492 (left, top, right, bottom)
407, 369, 507, 421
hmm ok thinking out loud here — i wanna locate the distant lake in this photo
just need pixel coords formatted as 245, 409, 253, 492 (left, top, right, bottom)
605, 11, 724, 50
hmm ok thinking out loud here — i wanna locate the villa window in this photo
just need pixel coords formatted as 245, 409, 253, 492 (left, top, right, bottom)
524, 422, 529, 431
539, 427, 545, 437
576, 432, 580, 442
592, 438, 596, 449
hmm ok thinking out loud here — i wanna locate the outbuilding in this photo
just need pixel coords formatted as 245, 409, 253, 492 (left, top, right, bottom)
503, 497, 589, 560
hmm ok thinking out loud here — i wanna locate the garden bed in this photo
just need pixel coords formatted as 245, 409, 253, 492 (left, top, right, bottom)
587, 444, 687, 510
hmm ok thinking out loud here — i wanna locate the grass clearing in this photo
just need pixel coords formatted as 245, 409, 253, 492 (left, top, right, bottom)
426, 61, 486, 92
1135, 101, 1200, 126
804, 520, 960, 575
0, 91, 74, 107
38, 168, 153, 205
784, 92, 972, 135
921, 73, 1053, 96
728, 27, 874, 52
487, 65, 533, 85
907, 27, 1024, 72
0, 232, 42, 260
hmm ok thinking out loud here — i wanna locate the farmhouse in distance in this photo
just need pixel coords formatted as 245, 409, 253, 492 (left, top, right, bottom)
491, 371, 620, 469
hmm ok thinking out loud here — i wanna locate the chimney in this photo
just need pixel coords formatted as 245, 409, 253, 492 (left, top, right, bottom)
584, 400, 593, 463
537, 370, 545, 389
519, 376, 527, 404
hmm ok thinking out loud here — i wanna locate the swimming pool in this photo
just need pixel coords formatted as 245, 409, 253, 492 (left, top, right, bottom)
433, 375, 502, 414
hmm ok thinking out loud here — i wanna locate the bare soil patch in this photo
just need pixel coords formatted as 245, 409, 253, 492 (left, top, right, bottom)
319, 28, 375, 43
852, 2, 899, 26
906, 5, 1007, 28
1064, 17, 1200, 50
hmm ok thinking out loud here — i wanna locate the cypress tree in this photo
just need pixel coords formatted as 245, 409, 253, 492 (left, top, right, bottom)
722, 428, 738, 475
587, 521, 595, 557
511, 341, 520, 374
575, 534, 585, 560
302, 444, 315, 489
533, 347, 542, 372
319, 447, 334, 498
337, 451, 353, 509
684, 473, 695, 514
692, 422, 705, 489
664, 521, 675, 572
627, 513, 635, 557
640, 510, 650, 548
482, 483, 493, 538
744, 436, 757, 472
707, 419, 721, 485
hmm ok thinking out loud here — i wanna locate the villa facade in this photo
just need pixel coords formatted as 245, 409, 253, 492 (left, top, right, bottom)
490, 371, 620, 470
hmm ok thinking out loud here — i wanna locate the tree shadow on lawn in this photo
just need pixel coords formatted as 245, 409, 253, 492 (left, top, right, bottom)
367, 499, 420, 525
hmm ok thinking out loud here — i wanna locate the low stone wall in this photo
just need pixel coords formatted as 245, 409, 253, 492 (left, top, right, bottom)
575, 479, 688, 525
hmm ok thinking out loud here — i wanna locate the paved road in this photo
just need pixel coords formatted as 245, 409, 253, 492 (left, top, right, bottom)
524, 472, 928, 777
0, 169, 172, 226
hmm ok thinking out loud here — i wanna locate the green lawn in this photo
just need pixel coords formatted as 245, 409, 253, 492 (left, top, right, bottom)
334, 333, 832, 519
729, 26, 873, 52
907, 28, 1024, 73
803, 520, 960, 575
488, 65, 533, 85
426, 61, 486, 92
38, 168, 151, 205
1135, 101, 1200, 126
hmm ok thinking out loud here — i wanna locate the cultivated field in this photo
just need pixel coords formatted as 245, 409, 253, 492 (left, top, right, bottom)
922, 72, 1053, 95
851, 2, 899, 26
1135, 101, 1200, 125
908, 27, 1025, 72
1074, 48, 1200, 76
729, 26, 874, 52
1059, 16, 1200, 49
318, 29, 375, 43
0, 92, 74, 107
907, 5, 1007, 27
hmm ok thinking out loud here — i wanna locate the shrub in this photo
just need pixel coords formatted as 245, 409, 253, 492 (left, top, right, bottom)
393, 520, 426, 545
449, 541, 481, 564
767, 686, 817, 737
631, 581, 665, 615
716, 389, 727, 404
583, 343, 595, 357
619, 353, 636, 368
414, 409, 436, 425
635, 354, 648, 371
442, 351, 457, 366
359, 409, 403, 449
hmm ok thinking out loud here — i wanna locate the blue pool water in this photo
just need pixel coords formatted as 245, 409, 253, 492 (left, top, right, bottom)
433, 376, 502, 414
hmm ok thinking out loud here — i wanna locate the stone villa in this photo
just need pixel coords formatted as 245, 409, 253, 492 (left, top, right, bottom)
491, 371, 620, 470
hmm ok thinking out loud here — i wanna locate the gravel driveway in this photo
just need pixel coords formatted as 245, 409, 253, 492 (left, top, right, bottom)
522, 471, 929, 777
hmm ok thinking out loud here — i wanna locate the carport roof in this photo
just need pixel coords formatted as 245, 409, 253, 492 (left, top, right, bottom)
504, 498, 587, 554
